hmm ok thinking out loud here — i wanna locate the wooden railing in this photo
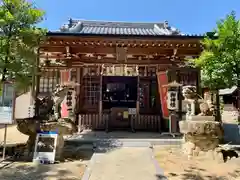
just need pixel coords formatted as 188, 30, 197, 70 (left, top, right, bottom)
78, 113, 161, 132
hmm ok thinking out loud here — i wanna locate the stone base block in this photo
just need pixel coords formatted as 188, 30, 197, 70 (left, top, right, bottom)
179, 120, 223, 137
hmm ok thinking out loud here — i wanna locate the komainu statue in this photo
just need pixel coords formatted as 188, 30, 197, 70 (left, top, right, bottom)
52, 83, 76, 120
182, 85, 214, 117
16, 81, 79, 160
179, 85, 224, 160
182, 85, 198, 100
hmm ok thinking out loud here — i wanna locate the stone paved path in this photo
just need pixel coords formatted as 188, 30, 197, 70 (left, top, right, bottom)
88, 147, 157, 180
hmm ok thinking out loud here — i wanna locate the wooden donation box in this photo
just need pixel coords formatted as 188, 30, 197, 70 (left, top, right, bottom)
110, 107, 130, 129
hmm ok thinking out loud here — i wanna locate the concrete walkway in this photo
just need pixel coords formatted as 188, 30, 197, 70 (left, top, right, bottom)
223, 123, 240, 144
87, 147, 157, 180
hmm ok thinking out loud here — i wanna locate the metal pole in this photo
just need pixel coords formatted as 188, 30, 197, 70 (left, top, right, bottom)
2, 82, 7, 160
2, 124, 7, 160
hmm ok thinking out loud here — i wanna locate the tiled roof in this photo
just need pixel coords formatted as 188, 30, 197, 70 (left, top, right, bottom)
219, 86, 238, 95
59, 19, 182, 36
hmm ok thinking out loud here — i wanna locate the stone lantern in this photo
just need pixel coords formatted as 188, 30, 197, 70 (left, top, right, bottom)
161, 80, 182, 137
179, 85, 224, 159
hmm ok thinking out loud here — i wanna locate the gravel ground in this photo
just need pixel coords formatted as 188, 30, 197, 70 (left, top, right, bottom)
154, 145, 240, 180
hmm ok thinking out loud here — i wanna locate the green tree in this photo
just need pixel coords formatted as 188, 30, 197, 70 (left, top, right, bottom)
189, 11, 240, 121
0, 0, 46, 92
190, 11, 240, 90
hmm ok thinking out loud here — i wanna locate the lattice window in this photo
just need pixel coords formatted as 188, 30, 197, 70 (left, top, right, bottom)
39, 70, 59, 93
83, 66, 99, 76
179, 72, 197, 86
147, 66, 156, 77
83, 77, 99, 106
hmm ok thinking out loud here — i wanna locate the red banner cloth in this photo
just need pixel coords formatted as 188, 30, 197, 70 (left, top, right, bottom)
157, 71, 169, 119
61, 102, 68, 118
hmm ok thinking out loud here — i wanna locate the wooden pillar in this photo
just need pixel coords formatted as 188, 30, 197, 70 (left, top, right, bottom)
196, 68, 201, 96
56, 69, 60, 84
76, 67, 82, 132
99, 65, 104, 131
176, 71, 182, 125
30, 68, 36, 105
135, 66, 139, 133
34, 48, 41, 133
216, 90, 221, 122
34, 48, 40, 117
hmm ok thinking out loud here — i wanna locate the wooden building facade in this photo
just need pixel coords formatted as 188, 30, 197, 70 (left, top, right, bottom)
38, 19, 203, 132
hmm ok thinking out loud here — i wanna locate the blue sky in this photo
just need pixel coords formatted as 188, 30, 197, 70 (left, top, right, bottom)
35, 0, 240, 34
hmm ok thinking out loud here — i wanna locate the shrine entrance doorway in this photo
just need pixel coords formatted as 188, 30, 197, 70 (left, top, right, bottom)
102, 76, 137, 130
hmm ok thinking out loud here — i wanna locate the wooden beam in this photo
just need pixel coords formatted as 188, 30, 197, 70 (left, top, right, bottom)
40, 63, 174, 69
41, 44, 201, 53
39, 55, 184, 63
70, 59, 182, 65
40, 46, 173, 54
41, 36, 202, 49
40, 46, 200, 57
45, 36, 201, 46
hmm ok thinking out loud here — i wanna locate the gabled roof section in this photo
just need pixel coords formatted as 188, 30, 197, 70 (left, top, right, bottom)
58, 19, 182, 36
219, 86, 238, 95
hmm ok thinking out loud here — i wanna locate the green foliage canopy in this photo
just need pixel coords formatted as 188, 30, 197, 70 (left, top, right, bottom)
0, 0, 46, 91
190, 11, 240, 90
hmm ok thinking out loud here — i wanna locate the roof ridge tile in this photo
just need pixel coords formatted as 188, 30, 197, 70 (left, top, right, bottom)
59, 19, 182, 36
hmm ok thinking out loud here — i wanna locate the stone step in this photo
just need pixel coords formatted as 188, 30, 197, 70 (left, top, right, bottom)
94, 139, 182, 147
65, 137, 183, 148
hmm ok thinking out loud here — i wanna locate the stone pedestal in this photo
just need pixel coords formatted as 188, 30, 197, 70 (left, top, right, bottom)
40, 119, 77, 161
55, 134, 64, 161
179, 116, 224, 159
183, 99, 197, 121
186, 115, 215, 121
16, 118, 77, 160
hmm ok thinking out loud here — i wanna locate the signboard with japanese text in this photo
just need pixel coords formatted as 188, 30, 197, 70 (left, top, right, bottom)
33, 131, 58, 164
0, 82, 15, 124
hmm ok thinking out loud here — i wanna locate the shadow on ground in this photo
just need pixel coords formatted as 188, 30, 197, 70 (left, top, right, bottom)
165, 166, 240, 180
156, 174, 168, 180
0, 141, 94, 162
65, 133, 124, 153
0, 130, 182, 179
65, 130, 182, 153
0, 162, 86, 180
0, 137, 94, 180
